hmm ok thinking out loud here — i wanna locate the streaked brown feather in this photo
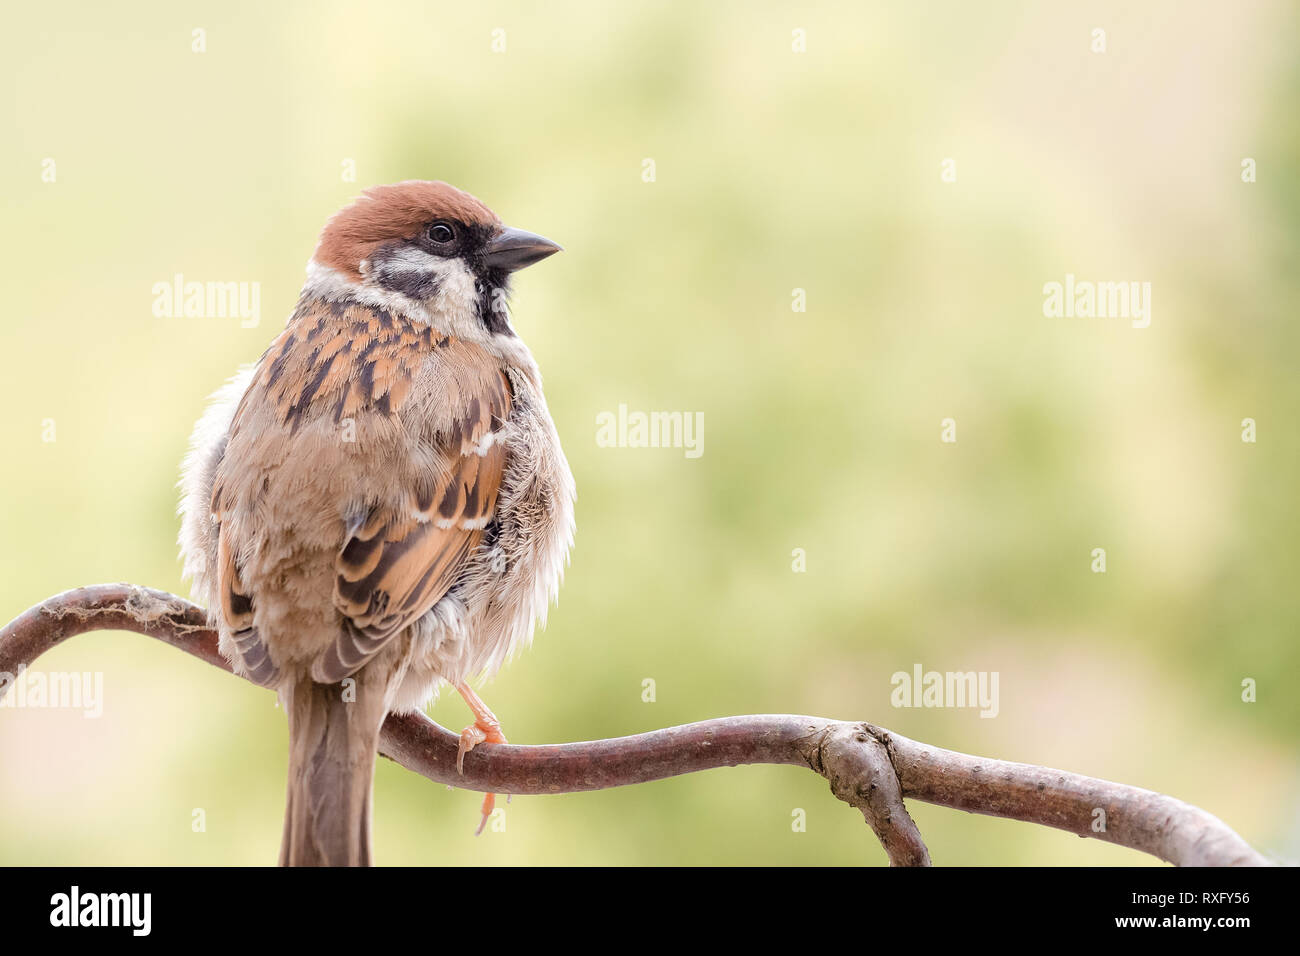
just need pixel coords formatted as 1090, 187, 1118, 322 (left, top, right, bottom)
216, 523, 280, 686
211, 294, 514, 686
245, 299, 436, 432
313, 366, 513, 683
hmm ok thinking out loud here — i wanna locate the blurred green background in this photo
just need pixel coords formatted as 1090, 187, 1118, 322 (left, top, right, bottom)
1, 0, 1296, 865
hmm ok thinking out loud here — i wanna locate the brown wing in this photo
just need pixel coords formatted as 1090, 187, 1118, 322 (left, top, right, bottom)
215, 523, 281, 687
312, 370, 513, 683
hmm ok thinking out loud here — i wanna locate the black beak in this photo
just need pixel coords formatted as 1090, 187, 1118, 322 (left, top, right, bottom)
483, 226, 562, 273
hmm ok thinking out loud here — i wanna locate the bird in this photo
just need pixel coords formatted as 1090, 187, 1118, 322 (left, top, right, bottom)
177, 180, 576, 865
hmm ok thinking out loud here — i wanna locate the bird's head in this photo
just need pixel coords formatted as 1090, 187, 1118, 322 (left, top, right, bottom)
311, 180, 561, 337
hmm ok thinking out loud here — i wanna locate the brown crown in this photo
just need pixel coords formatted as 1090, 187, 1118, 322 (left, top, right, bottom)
315, 181, 501, 280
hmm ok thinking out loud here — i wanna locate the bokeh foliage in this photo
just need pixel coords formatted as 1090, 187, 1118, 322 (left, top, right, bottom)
1, 0, 1296, 865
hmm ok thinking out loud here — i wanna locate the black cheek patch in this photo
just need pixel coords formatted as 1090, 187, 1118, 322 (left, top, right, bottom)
371, 242, 443, 299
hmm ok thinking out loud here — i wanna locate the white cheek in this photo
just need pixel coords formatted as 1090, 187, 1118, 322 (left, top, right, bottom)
427, 259, 514, 343
430, 259, 480, 317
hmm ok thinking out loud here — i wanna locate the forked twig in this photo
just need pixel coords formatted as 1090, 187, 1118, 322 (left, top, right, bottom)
0, 584, 1270, 866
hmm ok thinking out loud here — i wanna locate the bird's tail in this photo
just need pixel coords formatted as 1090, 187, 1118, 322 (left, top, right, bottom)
279, 672, 388, 866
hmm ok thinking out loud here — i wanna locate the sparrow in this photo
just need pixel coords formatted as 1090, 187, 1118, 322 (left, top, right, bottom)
178, 181, 576, 865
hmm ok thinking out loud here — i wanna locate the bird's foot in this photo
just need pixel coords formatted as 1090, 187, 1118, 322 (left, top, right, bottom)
454, 681, 508, 835
457, 723, 507, 835
456, 718, 507, 774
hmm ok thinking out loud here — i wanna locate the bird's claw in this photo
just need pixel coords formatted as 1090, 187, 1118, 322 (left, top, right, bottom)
457, 718, 507, 834
457, 723, 489, 776
474, 792, 496, 836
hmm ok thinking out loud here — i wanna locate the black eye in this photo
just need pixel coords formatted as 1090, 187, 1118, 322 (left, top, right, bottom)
428, 222, 455, 244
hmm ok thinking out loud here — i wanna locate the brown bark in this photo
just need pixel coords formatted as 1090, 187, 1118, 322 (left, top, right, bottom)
0, 584, 1271, 867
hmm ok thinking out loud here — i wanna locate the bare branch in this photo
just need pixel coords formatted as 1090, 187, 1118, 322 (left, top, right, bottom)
0, 584, 1270, 867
